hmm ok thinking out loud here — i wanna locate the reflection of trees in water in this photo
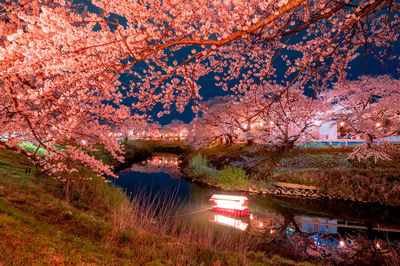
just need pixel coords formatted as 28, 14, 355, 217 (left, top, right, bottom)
206, 199, 400, 264
251, 195, 400, 230
209, 209, 399, 263
128, 155, 181, 178
257, 228, 400, 265
208, 205, 400, 264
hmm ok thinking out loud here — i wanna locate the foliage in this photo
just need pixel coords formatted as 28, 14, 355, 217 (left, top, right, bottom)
218, 166, 248, 189
323, 76, 400, 160
188, 153, 219, 178
200, 143, 250, 158
186, 88, 327, 149
1, 0, 399, 181
349, 143, 393, 163
0, 147, 291, 265
18, 142, 48, 156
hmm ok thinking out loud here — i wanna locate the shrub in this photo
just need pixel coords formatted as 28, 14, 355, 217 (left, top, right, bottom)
218, 166, 248, 189
189, 153, 219, 178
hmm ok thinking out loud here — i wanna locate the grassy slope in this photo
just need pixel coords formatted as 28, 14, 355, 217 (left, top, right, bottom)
0, 148, 310, 265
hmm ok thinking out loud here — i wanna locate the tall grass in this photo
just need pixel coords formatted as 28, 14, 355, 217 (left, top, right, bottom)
41, 174, 258, 261
50, 172, 256, 257
188, 153, 219, 178
109, 188, 258, 257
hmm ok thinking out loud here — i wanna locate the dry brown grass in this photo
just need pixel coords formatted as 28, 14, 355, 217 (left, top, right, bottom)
108, 189, 259, 259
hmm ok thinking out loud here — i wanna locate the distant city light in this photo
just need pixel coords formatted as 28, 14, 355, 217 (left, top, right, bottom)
375, 122, 381, 128
340, 121, 345, 127
339, 240, 345, 247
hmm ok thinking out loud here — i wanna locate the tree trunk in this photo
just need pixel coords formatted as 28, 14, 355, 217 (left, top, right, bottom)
246, 139, 254, 146
366, 134, 374, 148
225, 135, 233, 145
280, 136, 295, 151
65, 180, 71, 203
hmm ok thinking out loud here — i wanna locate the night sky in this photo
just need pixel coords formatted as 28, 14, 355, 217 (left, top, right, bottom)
154, 40, 400, 125
78, 0, 400, 125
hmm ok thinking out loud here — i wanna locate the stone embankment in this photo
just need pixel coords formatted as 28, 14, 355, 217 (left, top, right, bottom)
183, 175, 348, 201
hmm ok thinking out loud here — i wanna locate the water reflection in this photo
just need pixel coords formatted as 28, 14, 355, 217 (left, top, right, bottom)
209, 201, 400, 237
120, 155, 181, 178
117, 155, 400, 239
116, 154, 400, 261
205, 196, 400, 261
212, 214, 248, 231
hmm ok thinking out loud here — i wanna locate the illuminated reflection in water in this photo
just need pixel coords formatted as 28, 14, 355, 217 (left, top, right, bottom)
119, 155, 181, 178
116, 154, 400, 256
212, 214, 248, 231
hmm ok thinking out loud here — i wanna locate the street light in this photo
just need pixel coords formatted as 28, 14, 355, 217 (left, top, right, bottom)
375, 122, 381, 128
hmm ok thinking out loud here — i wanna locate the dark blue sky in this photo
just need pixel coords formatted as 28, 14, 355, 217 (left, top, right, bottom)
76, 0, 400, 125
153, 41, 400, 125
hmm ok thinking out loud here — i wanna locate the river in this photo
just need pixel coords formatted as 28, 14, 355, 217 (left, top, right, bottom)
114, 154, 400, 252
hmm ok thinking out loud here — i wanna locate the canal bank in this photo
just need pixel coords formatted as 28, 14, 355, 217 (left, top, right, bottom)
116, 153, 400, 235
0, 147, 300, 265
178, 143, 400, 206
114, 153, 400, 264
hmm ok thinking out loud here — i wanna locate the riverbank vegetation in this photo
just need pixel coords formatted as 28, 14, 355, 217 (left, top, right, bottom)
2, 145, 400, 264
183, 144, 400, 206
1, 147, 314, 265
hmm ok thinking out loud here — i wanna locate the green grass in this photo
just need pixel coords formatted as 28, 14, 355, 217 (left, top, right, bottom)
200, 143, 250, 157
0, 147, 312, 265
218, 166, 248, 189
188, 153, 219, 179
18, 142, 48, 156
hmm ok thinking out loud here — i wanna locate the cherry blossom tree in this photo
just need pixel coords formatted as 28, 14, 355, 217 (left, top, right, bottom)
1, 0, 399, 179
186, 86, 326, 149
253, 84, 327, 149
162, 120, 188, 141
221, 95, 265, 145
323, 75, 400, 161
185, 97, 239, 148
